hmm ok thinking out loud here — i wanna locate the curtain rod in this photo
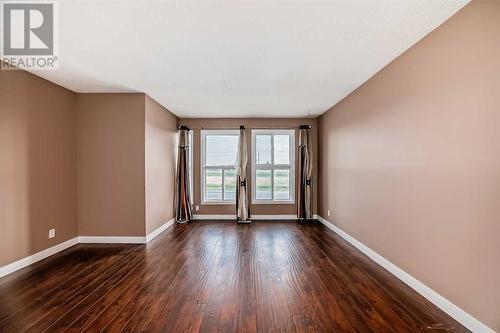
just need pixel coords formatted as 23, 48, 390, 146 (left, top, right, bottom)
182, 125, 312, 130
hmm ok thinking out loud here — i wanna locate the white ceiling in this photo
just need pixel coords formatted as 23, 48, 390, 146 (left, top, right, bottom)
31, 0, 469, 118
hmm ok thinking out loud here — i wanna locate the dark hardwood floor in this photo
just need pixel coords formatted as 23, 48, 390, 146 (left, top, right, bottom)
0, 221, 468, 333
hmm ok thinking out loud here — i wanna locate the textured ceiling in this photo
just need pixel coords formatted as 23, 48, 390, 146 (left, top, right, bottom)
31, 0, 469, 118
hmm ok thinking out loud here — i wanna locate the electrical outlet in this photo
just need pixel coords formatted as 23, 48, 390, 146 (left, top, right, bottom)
327, 210, 331, 217
195, 205, 200, 211
48, 229, 56, 239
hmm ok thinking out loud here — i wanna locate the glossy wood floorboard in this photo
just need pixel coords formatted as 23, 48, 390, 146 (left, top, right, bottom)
0, 221, 469, 333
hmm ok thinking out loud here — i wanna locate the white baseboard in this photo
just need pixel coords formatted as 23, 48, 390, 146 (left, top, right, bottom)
314, 215, 495, 333
79, 219, 176, 244
78, 236, 146, 244
192, 214, 298, 220
146, 218, 175, 243
0, 237, 79, 278
193, 214, 235, 220
252, 215, 298, 220
0, 219, 177, 279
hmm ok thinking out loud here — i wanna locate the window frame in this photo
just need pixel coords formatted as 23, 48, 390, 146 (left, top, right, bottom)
201, 130, 239, 205
251, 129, 295, 205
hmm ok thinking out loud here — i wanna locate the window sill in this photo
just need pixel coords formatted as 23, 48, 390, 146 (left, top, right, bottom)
201, 201, 236, 205
252, 200, 295, 205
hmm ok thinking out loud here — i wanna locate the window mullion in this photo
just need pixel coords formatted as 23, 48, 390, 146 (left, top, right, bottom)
271, 166, 275, 201
222, 168, 225, 201
255, 164, 272, 169
271, 134, 274, 165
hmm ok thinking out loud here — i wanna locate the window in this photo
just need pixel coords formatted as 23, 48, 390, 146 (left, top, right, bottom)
201, 130, 239, 203
252, 129, 295, 204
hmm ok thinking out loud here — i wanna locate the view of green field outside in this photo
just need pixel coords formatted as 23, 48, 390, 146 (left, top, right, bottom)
206, 169, 236, 200
206, 168, 290, 201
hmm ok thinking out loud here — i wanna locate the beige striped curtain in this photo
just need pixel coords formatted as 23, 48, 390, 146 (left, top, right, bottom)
236, 126, 251, 223
175, 126, 193, 223
297, 125, 313, 220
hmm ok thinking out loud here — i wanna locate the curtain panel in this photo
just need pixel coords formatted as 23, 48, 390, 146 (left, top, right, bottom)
297, 125, 313, 219
236, 126, 251, 222
175, 126, 193, 223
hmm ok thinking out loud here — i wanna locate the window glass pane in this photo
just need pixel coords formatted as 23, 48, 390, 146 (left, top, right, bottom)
274, 135, 290, 165
206, 135, 238, 166
224, 169, 236, 201
255, 169, 272, 200
205, 169, 222, 200
255, 135, 272, 165
274, 169, 290, 200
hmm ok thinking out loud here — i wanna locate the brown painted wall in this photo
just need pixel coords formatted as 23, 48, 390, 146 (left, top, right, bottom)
76, 93, 146, 237
0, 70, 78, 266
0, 73, 179, 266
145, 96, 178, 234
318, 1, 500, 330
179, 118, 317, 216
